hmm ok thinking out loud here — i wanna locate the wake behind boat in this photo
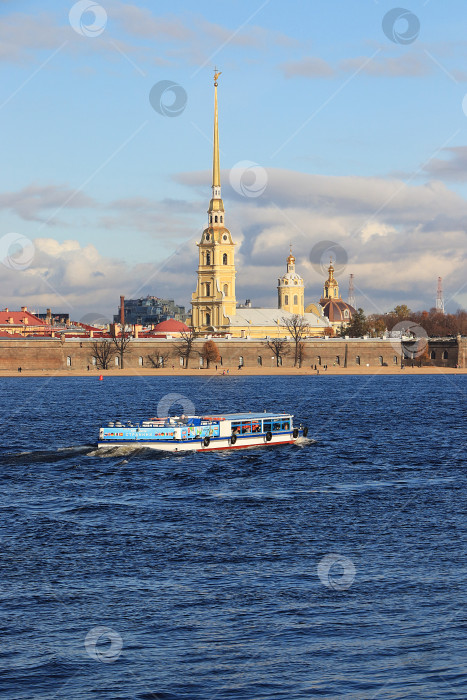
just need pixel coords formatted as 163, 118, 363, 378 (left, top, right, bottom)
98, 412, 308, 452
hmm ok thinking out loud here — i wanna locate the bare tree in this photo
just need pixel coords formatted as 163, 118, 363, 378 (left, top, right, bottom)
91, 339, 115, 369
281, 315, 310, 366
110, 324, 132, 369
147, 351, 171, 368
174, 330, 195, 369
265, 337, 289, 367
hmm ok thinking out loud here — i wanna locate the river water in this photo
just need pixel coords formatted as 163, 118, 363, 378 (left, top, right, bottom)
1, 374, 466, 699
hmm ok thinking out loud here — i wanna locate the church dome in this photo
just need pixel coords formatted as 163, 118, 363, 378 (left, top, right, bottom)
321, 299, 355, 322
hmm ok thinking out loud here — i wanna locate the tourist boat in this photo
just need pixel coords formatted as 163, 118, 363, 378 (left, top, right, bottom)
98, 412, 308, 452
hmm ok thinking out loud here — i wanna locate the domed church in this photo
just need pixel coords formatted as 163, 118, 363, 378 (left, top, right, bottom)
306, 261, 355, 332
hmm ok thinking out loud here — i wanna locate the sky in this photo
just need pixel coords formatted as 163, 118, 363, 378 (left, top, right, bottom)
1, 0, 467, 320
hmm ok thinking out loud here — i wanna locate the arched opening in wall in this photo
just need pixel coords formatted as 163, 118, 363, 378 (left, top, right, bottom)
335, 356, 340, 365
179, 356, 184, 367
199, 356, 204, 367
257, 356, 262, 366
66, 356, 72, 367
239, 355, 244, 367
431, 350, 436, 360
158, 356, 164, 368
393, 355, 398, 364
355, 355, 360, 365
223, 284, 228, 296
334, 289, 338, 297
285, 295, 289, 305
115, 356, 119, 367
443, 350, 449, 360
317, 356, 321, 366
205, 283, 211, 296
206, 252, 211, 265
209, 215, 212, 223
378, 356, 383, 366
91, 357, 97, 366
206, 312, 211, 326
138, 356, 143, 367
293, 295, 298, 305
278, 356, 282, 366
223, 253, 228, 265
219, 356, 223, 365
215, 215, 218, 223
220, 215, 223, 222
344, 309, 349, 318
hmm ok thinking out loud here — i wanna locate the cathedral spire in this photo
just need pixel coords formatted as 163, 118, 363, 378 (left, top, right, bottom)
213, 69, 221, 190
209, 69, 224, 217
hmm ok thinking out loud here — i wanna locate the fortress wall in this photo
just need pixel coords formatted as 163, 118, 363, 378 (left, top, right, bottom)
0, 337, 461, 371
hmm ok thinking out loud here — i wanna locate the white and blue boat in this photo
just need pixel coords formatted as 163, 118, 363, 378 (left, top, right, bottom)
98, 412, 308, 452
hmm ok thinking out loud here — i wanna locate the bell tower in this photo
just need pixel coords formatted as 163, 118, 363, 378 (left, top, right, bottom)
277, 246, 304, 315
191, 70, 236, 333
321, 260, 339, 303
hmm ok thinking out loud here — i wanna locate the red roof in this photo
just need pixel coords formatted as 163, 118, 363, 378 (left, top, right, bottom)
152, 319, 190, 332
0, 310, 46, 326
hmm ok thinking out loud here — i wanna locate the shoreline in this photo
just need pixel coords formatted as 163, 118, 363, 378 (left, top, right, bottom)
1, 366, 465, 377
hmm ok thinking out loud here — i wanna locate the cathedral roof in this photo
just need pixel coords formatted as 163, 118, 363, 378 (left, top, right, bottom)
227, 308, 330, 328
321, 299, 355, 322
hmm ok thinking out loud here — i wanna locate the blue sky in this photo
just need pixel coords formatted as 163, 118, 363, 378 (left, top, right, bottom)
1, 0, 467, 318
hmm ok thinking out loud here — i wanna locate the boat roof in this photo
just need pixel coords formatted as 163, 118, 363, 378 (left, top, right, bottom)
205, 412, 291, 420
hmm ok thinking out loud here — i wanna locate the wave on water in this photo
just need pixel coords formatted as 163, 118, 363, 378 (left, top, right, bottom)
0, 445, 95, 465
294, 436, 316, 447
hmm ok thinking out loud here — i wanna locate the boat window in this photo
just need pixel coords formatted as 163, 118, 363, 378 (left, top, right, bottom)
263, 421, 272, 432
240, 422, 252, 434
231, 421, 241, 433
273, 420, 281, 431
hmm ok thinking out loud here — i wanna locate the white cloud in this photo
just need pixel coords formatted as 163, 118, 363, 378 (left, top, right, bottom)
1, 168, 467, 316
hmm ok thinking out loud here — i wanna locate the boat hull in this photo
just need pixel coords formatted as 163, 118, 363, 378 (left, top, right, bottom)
98, 431, 304, 452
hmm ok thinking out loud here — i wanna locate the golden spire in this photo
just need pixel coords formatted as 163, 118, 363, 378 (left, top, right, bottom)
212, 68, 221, 190
209, 68, 224, 215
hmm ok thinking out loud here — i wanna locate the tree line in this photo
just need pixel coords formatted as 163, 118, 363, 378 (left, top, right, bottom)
342, 305, 467, 338
90, 315, 312, 369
